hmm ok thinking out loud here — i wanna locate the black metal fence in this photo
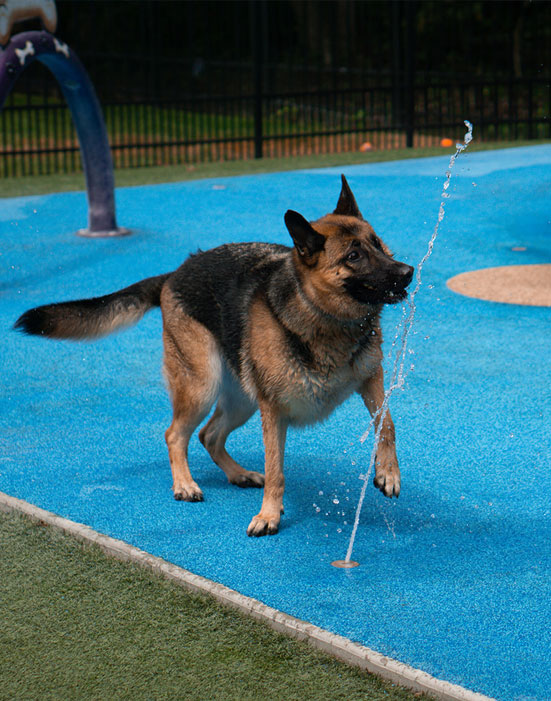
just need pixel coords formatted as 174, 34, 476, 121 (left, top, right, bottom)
1, 0, 550, 177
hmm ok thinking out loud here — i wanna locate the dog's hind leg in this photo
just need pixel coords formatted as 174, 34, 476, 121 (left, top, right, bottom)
198, 384, 264, 488
162, 296, 221, 502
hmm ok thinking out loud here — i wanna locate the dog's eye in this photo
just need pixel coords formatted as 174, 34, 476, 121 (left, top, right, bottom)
346, 250, 361, 261
371, 237, 384, 251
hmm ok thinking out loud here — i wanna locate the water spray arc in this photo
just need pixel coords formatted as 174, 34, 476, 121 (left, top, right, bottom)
332, 121, 474, 569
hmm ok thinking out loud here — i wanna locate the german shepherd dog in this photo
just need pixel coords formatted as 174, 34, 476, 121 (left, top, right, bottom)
15, 176, 413, 536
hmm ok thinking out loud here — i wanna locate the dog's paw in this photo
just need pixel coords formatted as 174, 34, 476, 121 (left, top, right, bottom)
230, 470, 265, 489
246, 512, 280, 537
173, 481, 204, 502
373, 459, 401, 498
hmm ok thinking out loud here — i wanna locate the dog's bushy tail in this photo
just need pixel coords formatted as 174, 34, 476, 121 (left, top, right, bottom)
14, 273, 171, 340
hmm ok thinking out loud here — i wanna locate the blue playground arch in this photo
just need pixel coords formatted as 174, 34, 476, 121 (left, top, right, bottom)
0, 30, 128, 237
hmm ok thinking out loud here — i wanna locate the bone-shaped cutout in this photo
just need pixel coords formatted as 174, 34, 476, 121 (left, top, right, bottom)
53, 36, 69, 57
15, 39, 35, 65
0, 0, 57, 46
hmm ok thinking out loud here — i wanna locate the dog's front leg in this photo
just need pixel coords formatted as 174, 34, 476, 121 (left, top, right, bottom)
360, 366, 400, 498
247, 401, 288, 536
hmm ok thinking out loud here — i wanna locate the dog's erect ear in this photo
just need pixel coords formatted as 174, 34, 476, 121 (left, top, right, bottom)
284, 210, 325, 259
334, 174, 362, 218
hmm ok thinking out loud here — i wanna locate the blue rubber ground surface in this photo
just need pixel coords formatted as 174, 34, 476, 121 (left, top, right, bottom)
2, 146, 550, 701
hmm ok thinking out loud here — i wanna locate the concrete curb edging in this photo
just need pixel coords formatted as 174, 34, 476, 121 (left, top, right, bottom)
0, 491, 494, 701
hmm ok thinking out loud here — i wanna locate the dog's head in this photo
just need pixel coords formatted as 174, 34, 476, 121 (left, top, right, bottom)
284, 175, 414, 319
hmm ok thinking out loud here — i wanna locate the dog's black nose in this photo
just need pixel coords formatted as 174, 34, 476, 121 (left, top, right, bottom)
398, 264, 414, 286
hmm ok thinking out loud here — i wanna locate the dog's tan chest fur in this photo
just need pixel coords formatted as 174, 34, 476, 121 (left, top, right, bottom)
244, 296, 381, 425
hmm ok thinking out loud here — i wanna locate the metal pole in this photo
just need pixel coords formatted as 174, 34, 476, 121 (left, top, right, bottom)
390, 0, 402, 130
404, 1, 417, 148
250, 0, 263, 159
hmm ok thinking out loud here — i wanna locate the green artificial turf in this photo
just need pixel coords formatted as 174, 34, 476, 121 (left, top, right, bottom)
1, 140, 548, 198
0, 510, 424, 701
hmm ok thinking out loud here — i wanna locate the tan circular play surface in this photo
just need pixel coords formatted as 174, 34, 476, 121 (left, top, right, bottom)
447, 264, 551, 306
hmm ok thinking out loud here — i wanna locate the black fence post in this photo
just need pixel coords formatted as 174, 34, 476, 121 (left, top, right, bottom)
250, 0, 264, 159
391, 0, 402, 130
527, 79, 533, 140
404, 1, 417, 148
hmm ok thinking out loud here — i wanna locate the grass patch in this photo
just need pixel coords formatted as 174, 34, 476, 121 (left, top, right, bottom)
1, 139, 549, 198
0, 509, 423, 701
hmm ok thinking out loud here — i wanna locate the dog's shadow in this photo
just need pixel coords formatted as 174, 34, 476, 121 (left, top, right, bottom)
116, 437, 513, 539
115, 448, 533, 563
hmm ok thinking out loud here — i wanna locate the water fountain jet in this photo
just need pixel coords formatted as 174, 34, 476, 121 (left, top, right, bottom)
336, 120, 474, 568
